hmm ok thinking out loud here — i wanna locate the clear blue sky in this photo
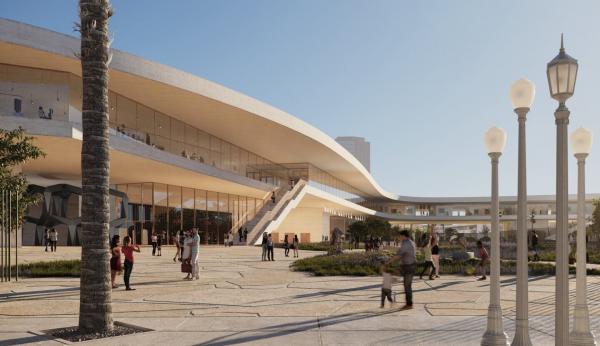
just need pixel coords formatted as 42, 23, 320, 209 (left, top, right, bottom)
3, 0, 600, 197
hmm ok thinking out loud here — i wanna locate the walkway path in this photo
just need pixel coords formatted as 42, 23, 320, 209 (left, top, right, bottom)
1, 246, 599, 345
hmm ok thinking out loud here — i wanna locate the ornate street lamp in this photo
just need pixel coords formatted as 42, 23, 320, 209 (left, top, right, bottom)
482, 126, 509, 346
547, 34, 578, 346
509, 78, 535, 346
570, 127, 596, 346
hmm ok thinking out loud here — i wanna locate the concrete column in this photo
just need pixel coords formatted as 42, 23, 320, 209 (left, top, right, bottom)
555, 103, 570, 345
482, 152, 508, 346
570, 153, 596, 345
512, 107, 532, 346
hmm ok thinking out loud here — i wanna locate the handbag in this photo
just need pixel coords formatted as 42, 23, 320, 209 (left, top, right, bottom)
181, 260, 192, 273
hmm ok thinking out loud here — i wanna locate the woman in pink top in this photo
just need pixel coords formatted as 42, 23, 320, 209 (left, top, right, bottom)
122, 236, 140, 290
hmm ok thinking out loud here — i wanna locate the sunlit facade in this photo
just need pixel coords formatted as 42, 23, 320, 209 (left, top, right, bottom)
1, 19, 597, 247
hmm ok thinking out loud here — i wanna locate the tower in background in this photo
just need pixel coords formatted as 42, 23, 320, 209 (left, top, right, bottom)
335, 136, 371, 172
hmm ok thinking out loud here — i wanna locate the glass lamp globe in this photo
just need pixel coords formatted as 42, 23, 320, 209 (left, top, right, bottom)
485, 126, 507, 154
547, 35, 578, 102
509, 78, 535, 110
570, 127, 592, 155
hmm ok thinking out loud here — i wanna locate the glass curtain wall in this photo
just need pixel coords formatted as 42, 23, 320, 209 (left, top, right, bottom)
116, 182, 263, 245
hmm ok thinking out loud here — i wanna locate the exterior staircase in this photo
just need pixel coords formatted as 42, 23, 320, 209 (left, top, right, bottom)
246, 179, 307, 245
231, 185, 287, 245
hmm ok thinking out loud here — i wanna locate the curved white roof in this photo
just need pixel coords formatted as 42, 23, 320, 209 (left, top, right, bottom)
0, 18, 398, 199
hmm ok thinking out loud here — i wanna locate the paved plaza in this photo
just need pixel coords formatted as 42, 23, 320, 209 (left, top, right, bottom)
2, 247, 600, 345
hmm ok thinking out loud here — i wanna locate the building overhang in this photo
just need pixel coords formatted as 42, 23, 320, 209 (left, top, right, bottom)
3, 116, 271, 198
0, 18, 396, 200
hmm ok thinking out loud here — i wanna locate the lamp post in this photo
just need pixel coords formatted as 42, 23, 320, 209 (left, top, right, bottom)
547, 34, 578, 346
509, 78, 535, 346
482, 126, 509, 346
570, 127, 595, 346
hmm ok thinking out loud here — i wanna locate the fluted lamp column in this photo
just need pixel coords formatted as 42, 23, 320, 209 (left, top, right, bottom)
570, 127, 596, 346
510, 78, 535, 346
547, 34, 578, 346
482, 126, 509, 346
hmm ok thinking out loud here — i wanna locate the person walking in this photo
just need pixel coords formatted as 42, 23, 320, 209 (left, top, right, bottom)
151, 232, 158, 256
267, 234, 274, 261
238, 227, 243, 242
191, 228, 200, 280
531, 230, 539, 262
388, 230, 416, 310
178, 229, 186, 262
475, 240, 489, 281
419, 236, 435, 280
110, 235, 122, 289
182, 230, 193, 280
228, 232, 234, 247
44, 228, 49, 252
431, 236, 440, 278
173, 230, 181, 262
49, 228, 58, 252
122, 236, 140, 291
284, 234, 290, 257
271, 191, 276, 204
243, 228, 248, 243
156, 231, 163, 256
292, 234, 300, 258
261, 233, 268, 261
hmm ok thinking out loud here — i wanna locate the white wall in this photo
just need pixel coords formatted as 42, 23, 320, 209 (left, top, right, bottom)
275, 207, 327, 243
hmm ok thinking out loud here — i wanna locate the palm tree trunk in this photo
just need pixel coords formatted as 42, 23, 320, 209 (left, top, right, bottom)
78, 0, 113, 333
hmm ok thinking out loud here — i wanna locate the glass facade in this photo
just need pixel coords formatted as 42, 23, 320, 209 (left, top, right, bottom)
0, 64, 70, 121
0, 64, 375, 203
116, 182, 266, 245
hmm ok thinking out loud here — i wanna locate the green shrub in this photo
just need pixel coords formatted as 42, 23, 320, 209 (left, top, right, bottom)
15, 260, 80, 277
291, 252, 593, 277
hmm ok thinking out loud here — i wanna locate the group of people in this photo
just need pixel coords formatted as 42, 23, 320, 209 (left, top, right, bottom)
151, 231, 165, 256
237, 227, 249, 243
110, 234, 140, 290
364, 236, 383, 251
380, 232, 493, 310
43, 228, 58, 252
260, 233, 300, 260
173, 229, 201, 280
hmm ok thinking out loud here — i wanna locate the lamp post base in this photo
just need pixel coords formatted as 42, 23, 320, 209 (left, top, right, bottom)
510, 320, 532, 346
481, 304, 508, 346
571, 304, 596, 346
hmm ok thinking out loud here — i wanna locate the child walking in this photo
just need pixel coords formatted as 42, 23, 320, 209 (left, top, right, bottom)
380, 264, 394, 308
122, 236, 141, 291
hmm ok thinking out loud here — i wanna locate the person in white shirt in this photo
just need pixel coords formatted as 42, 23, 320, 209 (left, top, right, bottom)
380, 265, 394, 308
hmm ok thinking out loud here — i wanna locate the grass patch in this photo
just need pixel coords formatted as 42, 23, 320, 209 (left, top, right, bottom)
16, 260, 80, 277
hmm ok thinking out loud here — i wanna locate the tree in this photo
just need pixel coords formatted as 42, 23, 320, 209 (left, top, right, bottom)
78, 0, 114, 333
348, 221, 368, 243
365, 217, 391, 238
444, 227, 458, 241
0, 127, 44, 224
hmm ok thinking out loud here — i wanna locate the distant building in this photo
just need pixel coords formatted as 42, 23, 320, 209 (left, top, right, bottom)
335, 136, 371, 172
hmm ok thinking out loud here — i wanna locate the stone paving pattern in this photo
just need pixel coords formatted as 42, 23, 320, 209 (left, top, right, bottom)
1, 246, 600, 345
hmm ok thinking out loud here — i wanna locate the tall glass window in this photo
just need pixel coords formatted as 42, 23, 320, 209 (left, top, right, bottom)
154, 183, 168, 245
207, 191, 218, 244
182, 187, 195, 236
218, 193, 230, 244
168, 185, 182, 244
195, 189, 207, 244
